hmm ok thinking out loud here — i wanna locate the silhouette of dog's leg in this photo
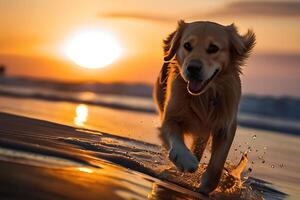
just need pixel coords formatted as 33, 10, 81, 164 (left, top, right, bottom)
199, 122, 236, 194
190, 124, 210, 163
191, 135, 209, 162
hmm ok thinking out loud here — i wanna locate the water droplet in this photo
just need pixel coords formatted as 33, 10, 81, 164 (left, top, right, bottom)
247, 146, 252, 152
271, 164, 275, 168
280, 163, 284, 168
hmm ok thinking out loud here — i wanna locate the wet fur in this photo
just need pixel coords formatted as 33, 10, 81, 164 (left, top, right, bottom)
153, 20, 255, 194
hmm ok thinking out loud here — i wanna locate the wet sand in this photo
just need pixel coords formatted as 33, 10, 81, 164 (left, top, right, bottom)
0, 111, 296, 199
0, 96, 299, 199
0, 112, 209, 200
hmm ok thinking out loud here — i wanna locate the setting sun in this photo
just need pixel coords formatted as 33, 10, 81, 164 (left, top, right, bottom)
64, 29, 122, 69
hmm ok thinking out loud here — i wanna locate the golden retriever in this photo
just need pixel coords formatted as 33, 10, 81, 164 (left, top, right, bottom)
153, 20, 255, 194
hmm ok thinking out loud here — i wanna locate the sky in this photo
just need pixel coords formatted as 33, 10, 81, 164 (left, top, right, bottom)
0, 0, 300, 96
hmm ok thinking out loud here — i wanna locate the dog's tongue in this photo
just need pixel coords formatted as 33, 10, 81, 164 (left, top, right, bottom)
187, 80, 205, 95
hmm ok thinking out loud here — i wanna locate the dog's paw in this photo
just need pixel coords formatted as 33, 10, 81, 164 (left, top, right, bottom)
169, 145, 198, 173
198, 171, 218, 195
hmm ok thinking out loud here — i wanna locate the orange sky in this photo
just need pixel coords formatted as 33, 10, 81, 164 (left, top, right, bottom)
0, 0, 300, 95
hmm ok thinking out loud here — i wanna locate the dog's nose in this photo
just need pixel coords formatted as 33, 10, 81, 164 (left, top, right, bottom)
187, 65, 201, 75
187, 60, 203, 79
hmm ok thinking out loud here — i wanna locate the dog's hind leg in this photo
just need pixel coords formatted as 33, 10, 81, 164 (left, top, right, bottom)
191, 135, 210, 162
190, 126, 210, 163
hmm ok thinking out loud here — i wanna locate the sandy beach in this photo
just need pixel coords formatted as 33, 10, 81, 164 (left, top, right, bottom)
0, 111, 209, 200
0, 95, 299, 199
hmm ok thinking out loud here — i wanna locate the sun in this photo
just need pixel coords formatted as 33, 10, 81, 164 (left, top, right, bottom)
64, 29, 122, 69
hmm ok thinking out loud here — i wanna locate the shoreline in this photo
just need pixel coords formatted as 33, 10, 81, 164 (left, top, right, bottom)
1, 90, 299, 137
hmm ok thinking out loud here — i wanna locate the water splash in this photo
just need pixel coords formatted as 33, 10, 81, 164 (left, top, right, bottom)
58, 131, 286, 200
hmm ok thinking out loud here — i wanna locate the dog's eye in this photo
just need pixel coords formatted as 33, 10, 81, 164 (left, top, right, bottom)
183, 42, 193, 52
207, 44, 219, 54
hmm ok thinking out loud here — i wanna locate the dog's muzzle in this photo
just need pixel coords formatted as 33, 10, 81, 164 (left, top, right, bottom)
186, 60, 220, 95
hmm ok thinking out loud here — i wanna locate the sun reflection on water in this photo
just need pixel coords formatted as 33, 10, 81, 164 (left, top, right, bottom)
78, 167, 94, 174
74, 104, 89, 126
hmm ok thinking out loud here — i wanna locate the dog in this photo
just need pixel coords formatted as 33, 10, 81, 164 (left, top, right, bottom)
153, 20, 255, 194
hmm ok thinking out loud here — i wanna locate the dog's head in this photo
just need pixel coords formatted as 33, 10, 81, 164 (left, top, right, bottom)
163, 20, 256, 95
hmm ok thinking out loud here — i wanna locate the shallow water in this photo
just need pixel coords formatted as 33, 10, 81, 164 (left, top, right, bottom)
0, 96, 299, 199
1, 84, 299, 135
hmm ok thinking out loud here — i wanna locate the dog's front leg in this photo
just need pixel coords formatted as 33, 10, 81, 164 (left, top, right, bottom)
199, 121, 237, 194
161, 120, 199, 173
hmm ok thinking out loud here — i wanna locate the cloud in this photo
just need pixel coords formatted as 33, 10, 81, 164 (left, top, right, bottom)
208, 1, 300, 17
98, 12, 175, 22
99, 1, 300, 23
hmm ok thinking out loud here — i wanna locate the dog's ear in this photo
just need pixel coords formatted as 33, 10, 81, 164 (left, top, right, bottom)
227, 24, 256, 65
163, 20, 186, 62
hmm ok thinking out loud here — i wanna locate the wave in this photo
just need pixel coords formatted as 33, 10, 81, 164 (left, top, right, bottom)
1, 83, 300, 136
0, 89, 155, 113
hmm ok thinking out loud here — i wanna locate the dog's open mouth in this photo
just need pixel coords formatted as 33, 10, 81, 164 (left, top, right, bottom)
187, 69, 220, 96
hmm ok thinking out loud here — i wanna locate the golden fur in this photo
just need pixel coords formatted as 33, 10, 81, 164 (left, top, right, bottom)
153, 20, 255, 194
